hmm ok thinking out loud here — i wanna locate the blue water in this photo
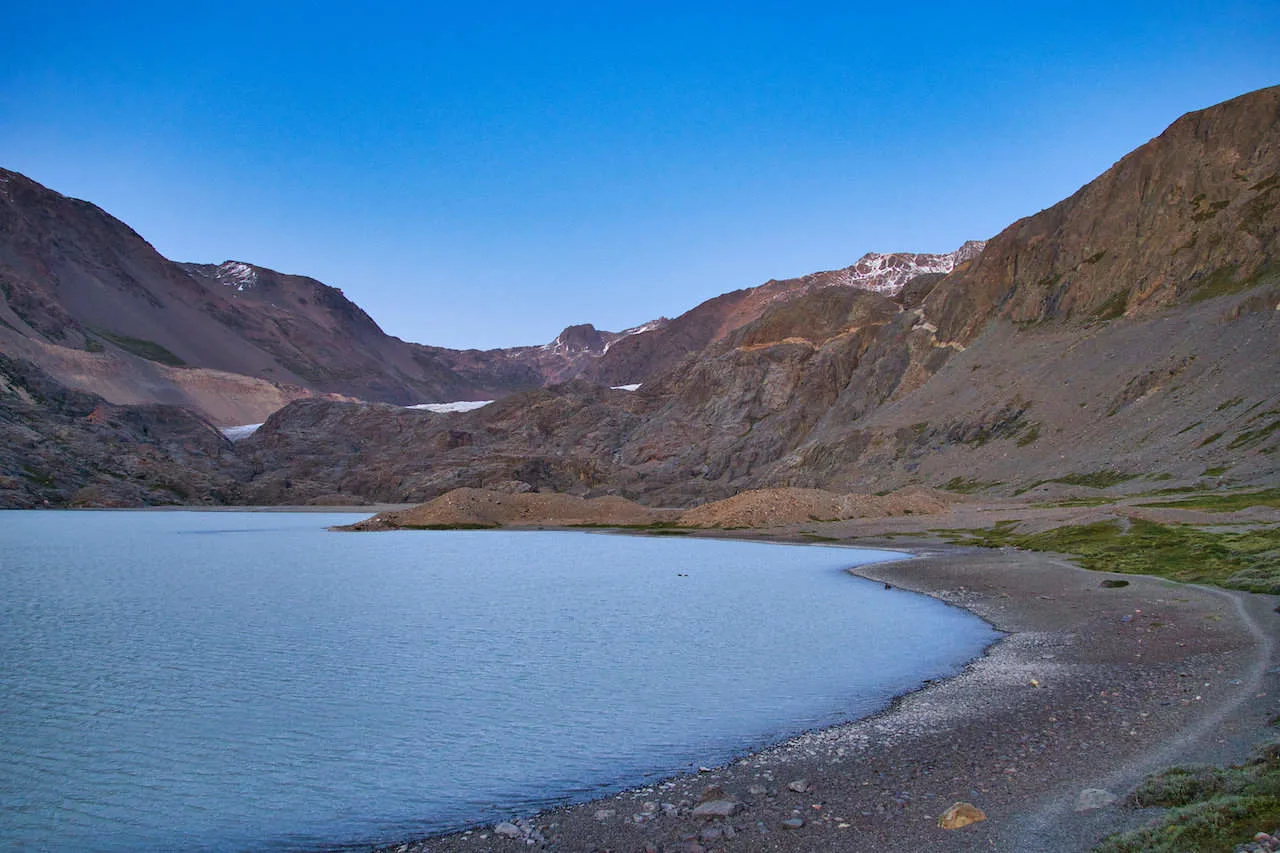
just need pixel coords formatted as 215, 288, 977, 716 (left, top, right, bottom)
0, 511, 996, 851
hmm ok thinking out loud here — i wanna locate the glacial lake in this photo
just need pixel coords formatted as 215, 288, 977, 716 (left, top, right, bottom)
0, 511, 997, 851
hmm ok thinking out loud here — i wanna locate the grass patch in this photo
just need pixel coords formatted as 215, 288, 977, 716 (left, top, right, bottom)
1137, 488, 1280, 513
1092, 289, 1128, 321
89, 328, 186, 367
948, 518, 1280, 593
1095, 742, 1280, 852
1203, 465, 1231, 476
1016, 423, 1041, 446
1030, 496, 1119, 508
1229, 419, 1280, 450
1198, 431, 1224, 447
1175, 420, 1202, 435
1017, 471, 1141, 495
1217, 396, 1246, 412
940, 477, 1004, 494
568, 521, 682, 530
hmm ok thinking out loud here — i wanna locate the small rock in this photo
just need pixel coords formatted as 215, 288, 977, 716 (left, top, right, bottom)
747, 783, 768, 796
493, 821, 522, 838
699, 784, 727, 803
691, 799, 741, 819
781, 817, 805, 830
786, 779, 810, 793
1076, 788, 1118, 811
699, 826, 723, 842
593, 808, 615, 821
938, 802, 986, 829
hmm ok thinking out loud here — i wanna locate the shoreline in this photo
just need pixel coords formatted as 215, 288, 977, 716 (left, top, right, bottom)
368, 528, 1280, 853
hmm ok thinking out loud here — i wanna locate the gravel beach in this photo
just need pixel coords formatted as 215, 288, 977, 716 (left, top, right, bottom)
373, 535, 1280, 853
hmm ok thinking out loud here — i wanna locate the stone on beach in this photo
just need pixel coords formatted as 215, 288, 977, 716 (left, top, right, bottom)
691, 798, 741, 819
938, 802, 986, 829
1075, 788, 1118, 811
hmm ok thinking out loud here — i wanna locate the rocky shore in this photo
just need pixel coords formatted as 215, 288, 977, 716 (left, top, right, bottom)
368, 534, 1280, 853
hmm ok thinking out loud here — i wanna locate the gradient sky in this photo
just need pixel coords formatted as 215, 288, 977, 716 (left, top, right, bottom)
3, 2, 1277, 349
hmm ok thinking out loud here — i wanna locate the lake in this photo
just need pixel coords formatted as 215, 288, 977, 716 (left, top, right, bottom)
0, 511, 997, 851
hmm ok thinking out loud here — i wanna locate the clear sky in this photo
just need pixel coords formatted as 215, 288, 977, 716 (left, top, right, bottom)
3, 2, 1277, 349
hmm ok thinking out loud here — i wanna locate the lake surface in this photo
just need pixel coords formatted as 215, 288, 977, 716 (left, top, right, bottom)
0, 512, 997, 851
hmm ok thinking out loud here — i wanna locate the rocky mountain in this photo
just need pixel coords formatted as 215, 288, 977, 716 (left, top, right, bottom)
575, 241, 983, 386
1, 86, 1277, 508
0, 169, 680, 420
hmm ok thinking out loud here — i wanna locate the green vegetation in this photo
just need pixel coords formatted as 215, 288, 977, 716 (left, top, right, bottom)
89, 328, 186, 367
1229, 419, 1280, 450
1030, 496, 1119, 509
948, 518, 1280, 593
1202, 465, 1231, 476
567, 521, 682, 530
1189, 262, 1277, 303
1016, 423, 1041, 446
1095, 742, 1280, 853
1137, 488, 1280, 513
1217, 396, 1245, 412
1015, 470, 1140, 495
403, 523, 498, 530
940, 477, 1004, 494
1189, 197, 1229, 222
1092, 289, 1128, 321
1175, 420, 1202, 435
1198, 432, 1224, 447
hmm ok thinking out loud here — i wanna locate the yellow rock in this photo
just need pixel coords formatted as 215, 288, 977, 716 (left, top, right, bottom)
938, 802, 986, 829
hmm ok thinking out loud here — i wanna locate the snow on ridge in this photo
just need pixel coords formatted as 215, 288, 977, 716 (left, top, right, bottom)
611, 383, 642, 391
407, 400, 493, 413
221, 423, 263, 441
602, 318, 668, 354
812, 241, 987, 296
216, 261, 258, 292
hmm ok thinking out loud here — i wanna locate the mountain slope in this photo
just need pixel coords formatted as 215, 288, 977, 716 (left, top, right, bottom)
579, 242, 982, 385
231, 87, 1280, 506
925, 86, 1280, 345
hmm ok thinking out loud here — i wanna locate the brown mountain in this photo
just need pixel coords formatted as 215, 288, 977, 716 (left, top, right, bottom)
229, 86, 1279, 507
0, 169, 679, 421
2, 86, 1277, 508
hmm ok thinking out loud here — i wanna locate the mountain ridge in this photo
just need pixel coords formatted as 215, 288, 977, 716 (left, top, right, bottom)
1, 85, 1277, 508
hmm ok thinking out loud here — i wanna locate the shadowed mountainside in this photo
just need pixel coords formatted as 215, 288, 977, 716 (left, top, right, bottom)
1, 86, 1277, 508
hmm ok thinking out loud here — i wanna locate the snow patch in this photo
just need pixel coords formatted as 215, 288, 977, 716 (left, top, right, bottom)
806, 241, 987, 297
221, 423, 263, 441
611, 383, 642, 391
407, 400, 493, 413
216, 261, 258, 292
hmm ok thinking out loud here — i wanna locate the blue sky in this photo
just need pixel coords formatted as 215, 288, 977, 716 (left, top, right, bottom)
3, 2, 1277, 349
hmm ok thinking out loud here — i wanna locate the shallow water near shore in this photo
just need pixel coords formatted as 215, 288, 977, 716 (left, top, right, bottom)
0, 511, 997, 851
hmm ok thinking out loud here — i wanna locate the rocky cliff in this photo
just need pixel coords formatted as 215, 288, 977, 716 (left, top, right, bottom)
2, 86, 1277, 508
